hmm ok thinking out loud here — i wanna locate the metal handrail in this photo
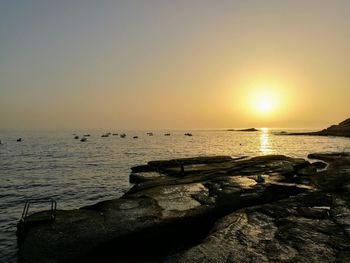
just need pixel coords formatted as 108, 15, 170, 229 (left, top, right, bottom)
19, 198, 57, 223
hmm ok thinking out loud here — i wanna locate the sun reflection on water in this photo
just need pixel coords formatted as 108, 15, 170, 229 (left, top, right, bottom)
259, 128, 272, 154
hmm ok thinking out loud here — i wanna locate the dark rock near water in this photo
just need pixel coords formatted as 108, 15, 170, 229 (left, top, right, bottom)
129, 172, 164, 184
17, 153, 350, 262
311, 161, 328, 170
169, 191, 350, 262
131, 156, 234, 173
284, 118, 350, 138
238, 128, 259, 132
227, 128, 259, 132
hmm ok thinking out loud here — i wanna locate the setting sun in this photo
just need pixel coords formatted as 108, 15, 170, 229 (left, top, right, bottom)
1, 2, 350, 261
249, 87, 279, 115
254, 96, 274, 113
229, 74, 294, 123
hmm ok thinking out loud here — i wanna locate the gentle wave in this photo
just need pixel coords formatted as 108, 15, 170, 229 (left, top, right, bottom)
0, 129, 350, 262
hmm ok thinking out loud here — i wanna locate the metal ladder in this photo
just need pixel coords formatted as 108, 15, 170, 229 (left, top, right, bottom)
19, 198, 57, 224
17, 198, 57, 239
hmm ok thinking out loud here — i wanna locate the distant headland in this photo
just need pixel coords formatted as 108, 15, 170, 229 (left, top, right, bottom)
282, 118, 350, 138
227, 128, 259, 132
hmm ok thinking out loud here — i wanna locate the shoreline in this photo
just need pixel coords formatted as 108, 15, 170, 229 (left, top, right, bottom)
279, 118, 350, 138
16, 153, 350, 262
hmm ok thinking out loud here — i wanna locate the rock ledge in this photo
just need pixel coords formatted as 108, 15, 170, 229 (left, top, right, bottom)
17, 154, 350, 262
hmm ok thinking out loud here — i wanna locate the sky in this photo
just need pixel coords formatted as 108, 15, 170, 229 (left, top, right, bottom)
1, 0, 349, 130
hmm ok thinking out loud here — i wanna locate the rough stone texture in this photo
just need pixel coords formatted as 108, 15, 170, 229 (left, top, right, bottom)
17, 153, 350, 262
129, 171, 164, 183
168, 192, 350, 263
131, 156, 234, 173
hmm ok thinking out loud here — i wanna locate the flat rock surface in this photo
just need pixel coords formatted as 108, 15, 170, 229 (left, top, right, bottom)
17, 153, 350, 262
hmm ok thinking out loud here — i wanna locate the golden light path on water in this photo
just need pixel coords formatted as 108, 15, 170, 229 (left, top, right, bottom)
259, 128, 272, 155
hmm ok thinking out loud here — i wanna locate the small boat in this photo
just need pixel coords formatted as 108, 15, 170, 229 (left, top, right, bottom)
133, 136, 138, 139
17, 138, 22, 142
112, 133, 118, 136
84, 134, 91, 137
74, 135, 79, 139
184, 133, 193, 136
147, 132, 153, 136
120, 133, 126, 138
80, 137, 87, 142
164, 133, 171, 136
101, 134, 109, 137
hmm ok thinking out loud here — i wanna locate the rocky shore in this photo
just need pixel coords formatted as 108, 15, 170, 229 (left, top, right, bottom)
284, 118, 350, 138
17, 153, 350, 262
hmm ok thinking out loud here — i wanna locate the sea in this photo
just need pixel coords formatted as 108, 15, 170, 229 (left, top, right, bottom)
1, 129, 350, 262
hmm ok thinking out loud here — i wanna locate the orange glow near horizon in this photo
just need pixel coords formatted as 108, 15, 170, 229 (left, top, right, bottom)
1, 1, 349, 130
229, 77, 289, 124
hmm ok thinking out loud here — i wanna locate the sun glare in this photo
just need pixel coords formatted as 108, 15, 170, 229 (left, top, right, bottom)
250, 87, 278, 115
231, 77, 289, 120
255, 95, 274, 113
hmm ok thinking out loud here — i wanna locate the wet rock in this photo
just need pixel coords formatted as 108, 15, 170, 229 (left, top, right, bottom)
168, 192, 350, 263
127, 155, 309, 195
16, 153, 350, 262
18, 197, 164, 263
129, 172, 164, 184
131, 156, 234, 173
308, 152, 350, 192
311, 161, 328, 170
295, 165, 317, 176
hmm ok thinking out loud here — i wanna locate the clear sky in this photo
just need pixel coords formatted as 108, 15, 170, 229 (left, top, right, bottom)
1, 1, 349, 130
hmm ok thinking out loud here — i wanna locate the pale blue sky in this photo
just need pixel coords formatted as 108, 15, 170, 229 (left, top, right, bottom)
1, 1, 349, 129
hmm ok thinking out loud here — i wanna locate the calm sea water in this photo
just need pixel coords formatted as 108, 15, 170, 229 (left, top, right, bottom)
1, 129, 350, 262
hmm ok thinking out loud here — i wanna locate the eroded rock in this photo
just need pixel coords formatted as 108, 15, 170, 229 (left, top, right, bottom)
16, 153, 350, 262
168, 191, 350, 263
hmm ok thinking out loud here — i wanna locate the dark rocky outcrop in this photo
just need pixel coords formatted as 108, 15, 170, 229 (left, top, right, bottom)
168, 191, 350, 262
284, 118, 350, 138
238, 128, 259, 132
169, 152, 350, 262
227, 128, 259, 132
131, 156, 234, 173
17, 153, 350, 262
